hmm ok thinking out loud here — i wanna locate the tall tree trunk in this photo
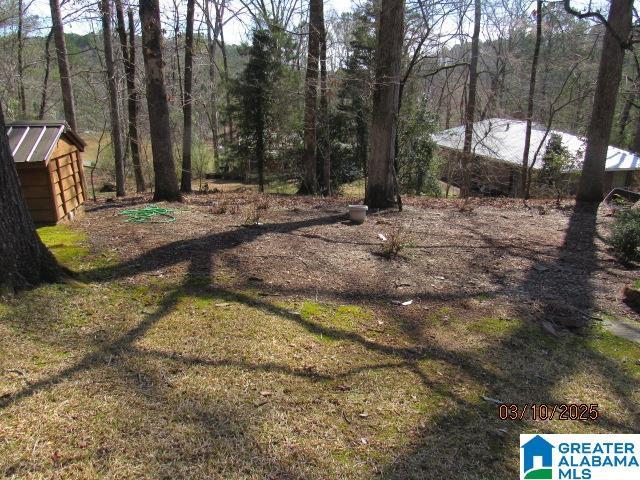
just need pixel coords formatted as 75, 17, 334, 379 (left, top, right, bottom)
256, 101, 265, 192
0, 103, 59, 293
139, 0, 181, 202
101, 0, 126, 197
115, 3, 145, 192
521, 0, 542, 198
219, 13, 233, 144
616, 77, 637, 145
17, 0, 26, 117
461, 0, 481, 198
573, 0, 633, 202
180, 0, 195, 193
631, 109, 640, 153
300, 0, 322, 194
365, 0, 405, 209
172, 0, 184, 106
319, 0, 331, 195
38, 29, 53, 120
49, 0, 77, 131
205, 0, 220, 166
571, 91, 587, 133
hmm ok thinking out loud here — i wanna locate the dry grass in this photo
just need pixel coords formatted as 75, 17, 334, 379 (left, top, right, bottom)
0, 202, 639, 479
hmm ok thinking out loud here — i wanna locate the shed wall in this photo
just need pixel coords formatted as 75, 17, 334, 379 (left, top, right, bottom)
15, 162, 57, 223
15, 137, 86, 224
48, 139, 86, 222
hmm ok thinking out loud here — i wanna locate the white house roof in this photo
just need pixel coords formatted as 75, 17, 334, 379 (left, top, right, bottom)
432, 118, 640, 172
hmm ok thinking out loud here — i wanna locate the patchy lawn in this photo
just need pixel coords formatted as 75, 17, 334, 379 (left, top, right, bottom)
0, 194, 638, 479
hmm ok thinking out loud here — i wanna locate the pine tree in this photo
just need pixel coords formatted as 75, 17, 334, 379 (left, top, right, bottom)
232, 29, 281, 192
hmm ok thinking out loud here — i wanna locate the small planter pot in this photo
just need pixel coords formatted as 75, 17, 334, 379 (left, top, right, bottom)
348, 205, 368, 224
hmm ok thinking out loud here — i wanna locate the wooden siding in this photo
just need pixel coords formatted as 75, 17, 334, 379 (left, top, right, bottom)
15, 137, 86, 224
15, 161, 57, 223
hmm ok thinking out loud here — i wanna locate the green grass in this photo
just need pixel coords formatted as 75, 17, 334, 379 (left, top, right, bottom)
425, 306, 455, 326
37, 224, 117, 272
585, 324, 640, 369
37, 225, 89, 267
1, 225, 639, 479
468, 316, 521, 336
297, 301, 372, 343
340, 178, 366, 197
265, 179, 299, 195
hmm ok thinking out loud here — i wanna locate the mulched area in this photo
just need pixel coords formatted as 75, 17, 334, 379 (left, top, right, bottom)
79, 192, 638, 328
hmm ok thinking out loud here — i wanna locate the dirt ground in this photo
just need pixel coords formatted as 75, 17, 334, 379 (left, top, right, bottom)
82, 192, 638, 324
1, 192, 639, 480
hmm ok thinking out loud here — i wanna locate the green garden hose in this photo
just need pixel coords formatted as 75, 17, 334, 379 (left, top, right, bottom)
119, 204, 176, 223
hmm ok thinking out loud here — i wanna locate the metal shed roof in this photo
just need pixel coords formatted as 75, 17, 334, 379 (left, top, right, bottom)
7, 121, 85, 164
432, 118, 640, 172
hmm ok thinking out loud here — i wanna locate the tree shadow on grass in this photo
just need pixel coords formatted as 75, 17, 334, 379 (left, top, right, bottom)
374, 203, 639, 478
2, 207, 638, 479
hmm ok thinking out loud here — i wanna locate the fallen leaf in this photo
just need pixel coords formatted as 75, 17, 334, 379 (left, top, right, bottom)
260, 390, 272, 397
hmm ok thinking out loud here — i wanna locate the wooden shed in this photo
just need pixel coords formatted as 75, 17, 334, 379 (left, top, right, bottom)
8, 121, 87, 224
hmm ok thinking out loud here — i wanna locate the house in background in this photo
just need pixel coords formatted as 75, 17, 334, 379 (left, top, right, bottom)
8, 121, 87, 224
433, 118, 640, 196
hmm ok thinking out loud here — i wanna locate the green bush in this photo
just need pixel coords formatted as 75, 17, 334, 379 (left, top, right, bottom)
610, 209, 640, 262
397, 98, 441, 197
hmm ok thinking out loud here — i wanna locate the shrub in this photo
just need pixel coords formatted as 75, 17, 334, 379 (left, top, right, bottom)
397, 98, 441, 197
244, 205, 262, 226
536, 133, 579, 201
379, 225, 412, 259
610, 208, 640, 262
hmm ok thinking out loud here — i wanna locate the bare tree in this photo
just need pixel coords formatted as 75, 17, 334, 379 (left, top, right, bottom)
101, 0, 126, 196
319, 0, 330, 195
520, 0, 542, 197
616, 71, 638, 145
0, 102, 59, 293
140, 0, 181, 201
461, 0, 481, 198
38, 29, 53, 120
49, 0, 77, 131
366, 0, 405, 209
17, 0, 26, 117
300, 0, 322, 194
115, 1, 146, 192
238, 0, 302, 31
564, 0, 633, 202
181, 0, 195, 192
203, 0, 224, 163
